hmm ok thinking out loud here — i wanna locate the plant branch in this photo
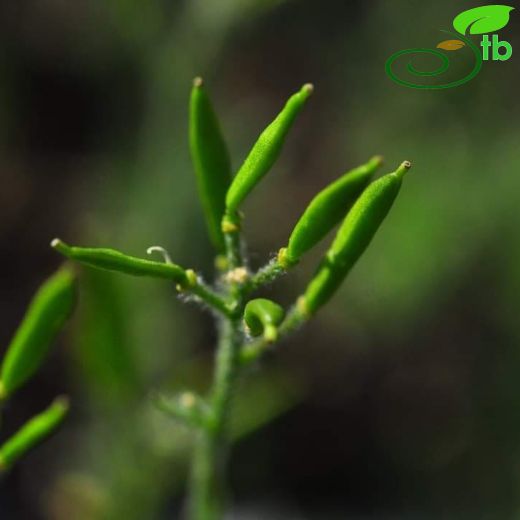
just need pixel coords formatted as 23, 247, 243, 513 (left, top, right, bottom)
245, 258, 286, 294
187, 278, 234, 318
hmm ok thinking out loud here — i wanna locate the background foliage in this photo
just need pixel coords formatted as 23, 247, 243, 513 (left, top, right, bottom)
0, 0, 519, 517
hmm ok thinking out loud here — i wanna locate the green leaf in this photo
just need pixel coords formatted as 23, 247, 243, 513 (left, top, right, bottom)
304, 161, 410, 314
284, 155, 383, 266
51, 239, 189, 284
453, 5, 514, 35
0, 268, 76, 398
189, 78, 232, 252
0, 396, 69, 471
244, 298, 285, 342
225, 83, 313, 212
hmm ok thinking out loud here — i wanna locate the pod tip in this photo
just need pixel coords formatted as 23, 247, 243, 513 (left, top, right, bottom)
51, 238, 70, 255
53, 394, 70, 411
193, 76, 204, 88
371, 155, 384, 167
302, 83, 314, 95
395, 160, 412, 179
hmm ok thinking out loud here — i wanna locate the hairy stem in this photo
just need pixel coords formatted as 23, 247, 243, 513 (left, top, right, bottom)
189, 281, 233, 318
245, 258, 286, 294
189, 317, 242, 519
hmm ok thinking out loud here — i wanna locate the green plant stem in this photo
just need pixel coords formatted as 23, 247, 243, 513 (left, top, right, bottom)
223, 232, 243, 271
189, 317, 242, 519
189, 281, 233, 318
246, 258, 286, 294
222, 211, 244, 271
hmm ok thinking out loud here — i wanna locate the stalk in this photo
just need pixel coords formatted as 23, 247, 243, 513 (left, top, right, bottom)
188, 317, 242, 519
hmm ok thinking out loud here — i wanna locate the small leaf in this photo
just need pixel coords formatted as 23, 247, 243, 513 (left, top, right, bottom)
453, 5, 514, 35
436, 39, 466, 51
0, 396, 69, 471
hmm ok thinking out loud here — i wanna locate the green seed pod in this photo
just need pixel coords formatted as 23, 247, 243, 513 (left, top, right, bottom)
225, 83, 313, 212
0, 396, 69, 471
190, 77, 232, 252
303, 161, 411, 314
51, 239, 188, 284
0, 268, 76, 399
284, 155, 383, 266
244, 298, 285, 342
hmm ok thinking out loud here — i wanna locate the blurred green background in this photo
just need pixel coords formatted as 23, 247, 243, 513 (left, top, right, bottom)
1, 0, 519, 518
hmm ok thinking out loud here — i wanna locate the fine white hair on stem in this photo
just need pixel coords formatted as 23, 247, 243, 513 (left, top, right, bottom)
147, 246, 173, 264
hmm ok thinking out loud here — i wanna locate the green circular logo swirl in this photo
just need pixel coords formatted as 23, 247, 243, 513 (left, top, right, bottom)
385, 32, 483, 89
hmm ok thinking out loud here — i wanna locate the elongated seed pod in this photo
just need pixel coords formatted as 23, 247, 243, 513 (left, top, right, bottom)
0, 396, 69, 471
51, 239, 188, 283
225, 83, 313, 212
244, 298, 285, 342
0, 268, 76, 399
304, 161, 411, 314
283, 155, 383, 266
190, 77, 232, 252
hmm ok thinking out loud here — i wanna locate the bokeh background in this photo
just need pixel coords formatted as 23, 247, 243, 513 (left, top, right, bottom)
1, 0, 519, 518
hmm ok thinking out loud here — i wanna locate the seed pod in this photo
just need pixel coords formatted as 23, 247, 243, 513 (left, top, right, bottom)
244, 298, 285, 342
225, 83, 313, 212
284, 155, 383, 265
190, 77, 232, 252
51, 239, 188, 284
0, 396, 69, 471
0, 268, 76, 399
304, 161, 411, 314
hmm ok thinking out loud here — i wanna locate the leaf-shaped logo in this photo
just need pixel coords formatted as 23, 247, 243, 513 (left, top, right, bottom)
453, 5, 514, 35
437, 39, 466, 51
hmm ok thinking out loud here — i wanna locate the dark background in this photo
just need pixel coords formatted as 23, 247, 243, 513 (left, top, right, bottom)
1, 0, 519, 518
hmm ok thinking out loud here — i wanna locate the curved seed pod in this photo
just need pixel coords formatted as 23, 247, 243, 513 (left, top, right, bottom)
0, 268, 76, 399
190, 77, 232, 252
0, 396, 69, 471
244, 298, 285, 342
225, 83, 313, 212
51, 239, 188, 284
284, 155, 383, 265
304, 161, 411, 314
